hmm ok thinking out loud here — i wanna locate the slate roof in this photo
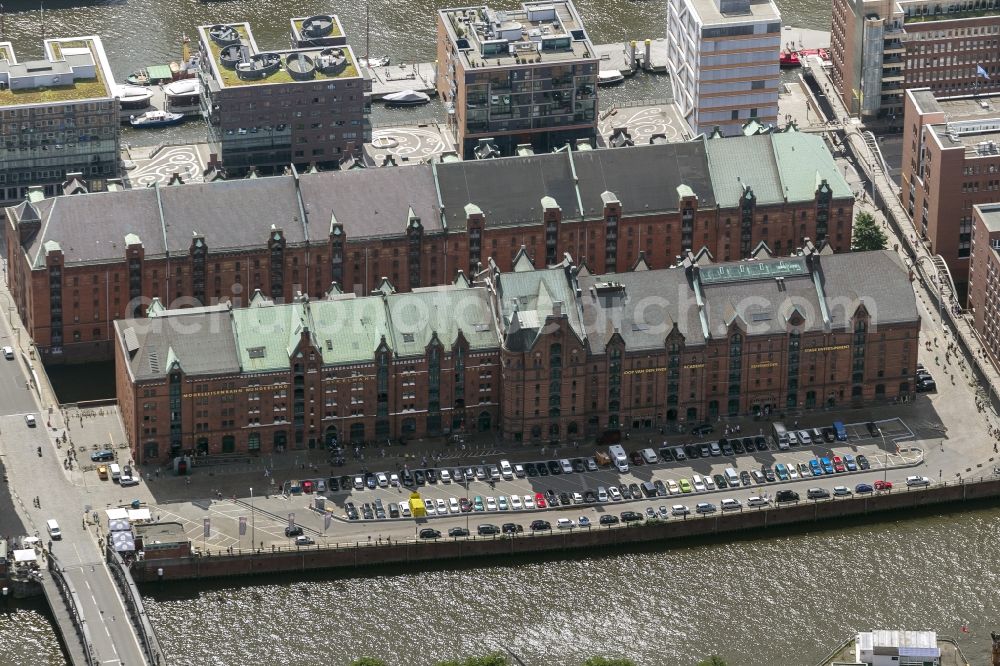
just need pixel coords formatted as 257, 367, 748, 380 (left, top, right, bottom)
386, 287, 497, 356
496, 263, 585, 351
117, 310, 241, 381
299, 165, 443, 240
817, 250, 918, 329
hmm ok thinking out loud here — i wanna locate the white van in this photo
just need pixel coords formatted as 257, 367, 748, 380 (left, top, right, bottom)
46, 519, 61, 540
608, 445, 629, 473
499, 460, 513, 480
641, 448, 658, 465
724, 468, 740, 487
109, 463, 122, 481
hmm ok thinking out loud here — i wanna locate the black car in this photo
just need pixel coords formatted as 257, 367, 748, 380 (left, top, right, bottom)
685, 444, 700, 459
584, 490, 597, 503
401, 470, 415, 486
525, 463, 539, 477
572, 458, 586, 473
389, 504, 400, 518
713, 473, 728, 489
762, 467, 776, 483
345, 503, 359, 520
339, 475, 352, 490
559, 492, 571, 506
285, 525, 304, 537
619, 484, 632, 500
754, 436, 768, 452
545, 490, 559, 506
776, 489, 799, 503
866, 421, 881, 437
362, 504, 374, 520
721, 441, 734, 457
413, 470, 426, 486
328, 477, 340, 493
742, 437, 754, 452
449, 527, 470, 537
366, 474, 377, 489
628, 483, 642, 499
538, 463, 550, 477
530, 519, 551, 531
425, 468, 437, 484
502, 523, 523, 534
599, 514, 620, 526
732, 439, 745, 454
547, 460, 562, 475
419, 528, 441, 539
822, 427, 836, 443
654, 480, 667, 497
620, 510, 643, 522
659, 447, 673, 463
916, 378, 936, 392
857, 454, 871, 470
699, 444, 711, 458
691, 423, 715, 436
477, 523, 500, 536
740, 470, 752, 487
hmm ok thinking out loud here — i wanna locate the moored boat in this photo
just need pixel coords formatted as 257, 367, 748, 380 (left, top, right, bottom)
129, 110, 185, 128
779, 49, 800, 68
115, 84, 154, 110
382, 89, 431, 106
597, 70, 625, 86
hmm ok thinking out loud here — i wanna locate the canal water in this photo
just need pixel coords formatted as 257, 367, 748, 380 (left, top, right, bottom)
9, 2, 994, 665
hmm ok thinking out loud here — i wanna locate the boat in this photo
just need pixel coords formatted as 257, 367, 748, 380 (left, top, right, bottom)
126, 65, 175, 86
383, 89, 431, 106
115, 85, 154, 110
798, 47, 830, 61
163, 78, 200, 98
597, 70, 625, 86
129, 110, 185, 128
359, 56, 390, 68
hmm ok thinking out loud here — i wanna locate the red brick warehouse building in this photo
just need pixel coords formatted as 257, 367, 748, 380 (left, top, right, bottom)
7, 128, 853, 364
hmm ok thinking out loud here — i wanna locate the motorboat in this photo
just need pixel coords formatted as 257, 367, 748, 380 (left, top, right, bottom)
359, 56, 390, 68
129, 110, 185, 128
597, 70, 625, 86
779, 50, 801, 68
383, 89, 431, 106
115, 85, 154, 110
163, 78, 201, 98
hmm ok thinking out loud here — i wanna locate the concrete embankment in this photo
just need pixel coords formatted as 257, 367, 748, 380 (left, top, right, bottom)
130, 478, 1000, 583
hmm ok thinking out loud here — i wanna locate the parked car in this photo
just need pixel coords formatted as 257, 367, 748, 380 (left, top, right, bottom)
502, 523, 523, 534
679, 479, 693, 493
530, 519, 551, 531
807, 487, 830, 499
599, 514, 620, 525
695, 502, 717, 514
820, 457, 834, 475
833, 456, 846, 473
775, 463, 789, 481
857, 455, 871, 470
844, 454, 858, 472
874, 480, 893, 491
866, 421, 882, 437
419, 528, 441, 539
712, 474, 728, 489
671, 504, 690, 517
449, 527, 470, 537
294, 535, 315, 546
556, 518, 575, 530
740, 470, 752, 487
285, 525, 304, 537
620, 511, 643, 522
832, 485, 852, 497
747, 496, 769, 507
855, 483, 874, 494
906, 475, 932, 487
797, 430, 812, 445
578, 516, 591, 528
645, 507, 657, 520
477, 523, 500, 536
720, 498, 742, 511
691, 423, 714, 436
776, 489, 799, 503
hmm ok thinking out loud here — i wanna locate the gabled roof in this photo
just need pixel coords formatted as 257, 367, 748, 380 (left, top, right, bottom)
496, 264, 585, 351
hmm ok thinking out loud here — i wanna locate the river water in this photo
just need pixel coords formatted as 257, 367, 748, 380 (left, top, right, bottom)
8, 2, 995, 665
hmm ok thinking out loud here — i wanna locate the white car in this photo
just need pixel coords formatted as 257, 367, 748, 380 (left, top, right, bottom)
513, 464, 526, 478
435, 499, 448, 514
389, 473, 400, 486
424, 501, 437, 516
832, 485, 852, 497
376, 472, 389, 487
523, 495, 535, 509
24, 414, 36, 427
666, 479, 680, 495
608, 486, 622, 501
720, 498, 742, 511
586, 458, 598, 471
510, 495, 523, 510
671, 504, 690, 516
449, 497, 460, 513
354, 475, 365, 490
2, 346, 13, 360
693, 478, 707, 492
399, 502, 411, 517
120, 475, 139, 487
556, 518, 575, 529
797, 430, 813, 445
787, 466, 799, 480
440, 469, 452, 484
906, 475, 931, 487
498, 496, 509, 511
559, 459, 573, 474
486, 496, 498, 511
747, 495, 769, 507
572, 492, 584, 504
703, 476, 716, 490
597, 486, 608, 503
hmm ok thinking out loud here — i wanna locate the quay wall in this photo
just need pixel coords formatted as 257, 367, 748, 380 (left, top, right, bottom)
130, 478, 1000, 583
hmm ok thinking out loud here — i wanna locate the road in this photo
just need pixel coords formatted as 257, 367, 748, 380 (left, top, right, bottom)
0, 297, 146, 666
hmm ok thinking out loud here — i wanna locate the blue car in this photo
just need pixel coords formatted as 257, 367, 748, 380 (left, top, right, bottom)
821, 457, 834, 474
809, 459, 823, 476
855, 482, 874, 494
775, 463, 789, 481
844, 454, 858, 472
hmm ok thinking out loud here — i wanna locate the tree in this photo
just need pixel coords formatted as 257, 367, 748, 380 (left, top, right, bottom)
351, 659, 388, 666
435, 655, 507, 666
696, 657, 727, 666
851, 211, 888, 252
583, 658, 637, 666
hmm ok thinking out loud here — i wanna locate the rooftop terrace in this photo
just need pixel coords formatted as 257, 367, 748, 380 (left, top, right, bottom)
440, 1, 596, 69
198, 22, 361, 89
0, 37, 114, 108
920, 92, 1000, 156
687, 0, 781, 27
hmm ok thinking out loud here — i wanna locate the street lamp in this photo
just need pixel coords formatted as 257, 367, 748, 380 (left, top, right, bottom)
879, 431, 889, 484
250, 487, 255, 552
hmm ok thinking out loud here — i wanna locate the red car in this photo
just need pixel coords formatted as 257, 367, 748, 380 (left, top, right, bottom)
535, 492, 547, 509
459, 497, 472, 513
302, 480, 314, 493
833, 456, 846, 473
874, 480, 893, 491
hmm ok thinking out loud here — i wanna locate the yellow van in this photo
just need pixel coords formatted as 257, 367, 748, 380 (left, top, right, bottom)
97, 465, 109, 480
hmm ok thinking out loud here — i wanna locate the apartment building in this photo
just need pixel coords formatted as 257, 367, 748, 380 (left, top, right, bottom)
830, 0, 1000, 120
900, 88, 1000, 296
197, 19, 371, 175
0, 36, 119, 206
7, 130, 851, 364
114, 244, 918, 462
967, 203, 1000, 366
436, 0, 599, 158
665, 0, 781, 137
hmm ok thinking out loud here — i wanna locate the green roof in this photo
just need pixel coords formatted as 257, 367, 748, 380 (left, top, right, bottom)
0, 38, 113, 108
387, 288, 497, 356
